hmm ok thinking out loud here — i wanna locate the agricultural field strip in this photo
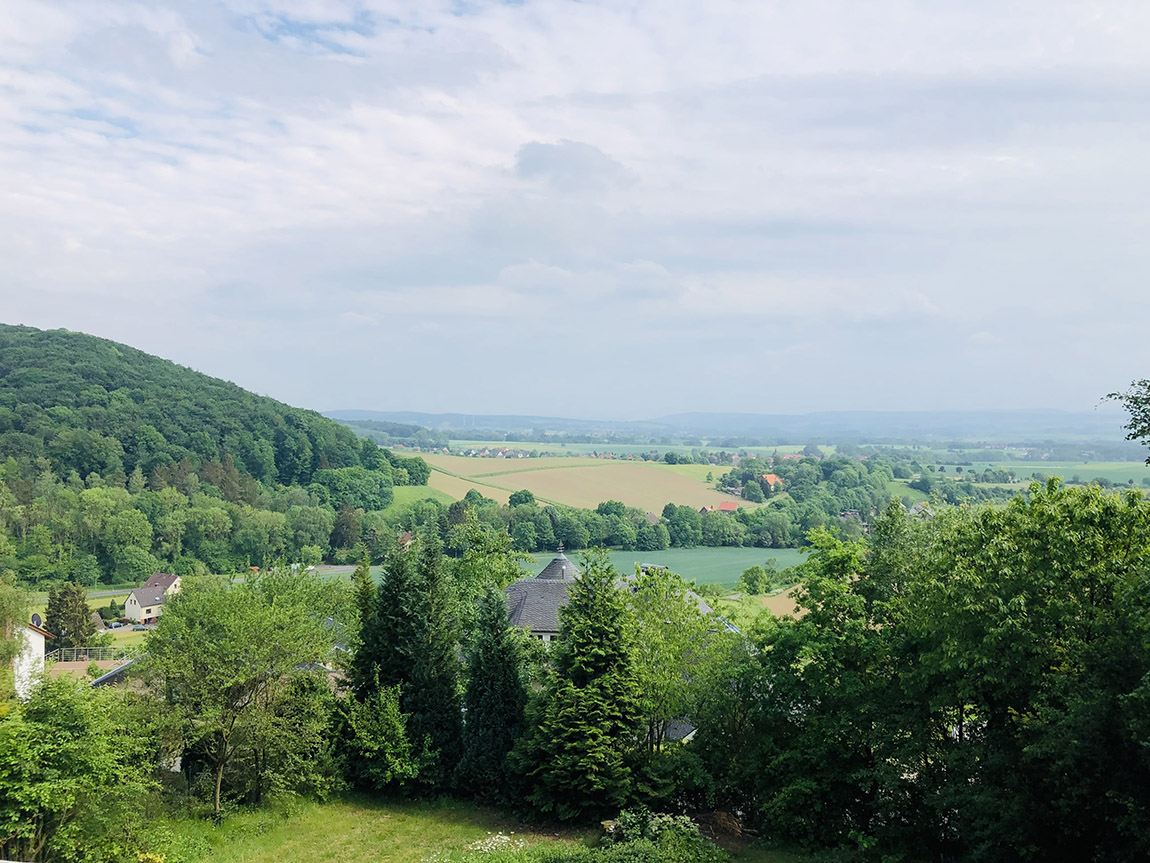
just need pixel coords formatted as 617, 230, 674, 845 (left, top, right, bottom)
426, 463, 563, 506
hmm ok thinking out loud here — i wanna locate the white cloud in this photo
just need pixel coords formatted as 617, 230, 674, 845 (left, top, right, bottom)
2, 0, 1150, 415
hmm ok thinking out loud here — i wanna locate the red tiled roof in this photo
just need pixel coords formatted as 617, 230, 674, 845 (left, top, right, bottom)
761, 473, 783, 486
718, 501, 739, 512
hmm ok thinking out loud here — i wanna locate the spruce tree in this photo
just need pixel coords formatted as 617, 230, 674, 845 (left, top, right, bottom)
351, 547, 374, 629
458, 584, 527, 802
366, 541, 420, 694
514, 550, 642, 820
405, 533, 463, 791
45, 582, 94, 649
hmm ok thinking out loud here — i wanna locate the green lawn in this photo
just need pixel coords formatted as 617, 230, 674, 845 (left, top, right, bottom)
529, 547, 808, 586
163, 796, 808, 863
165, 797, 593, 863
387, 484, 457, 509
967, 461, 1150, 486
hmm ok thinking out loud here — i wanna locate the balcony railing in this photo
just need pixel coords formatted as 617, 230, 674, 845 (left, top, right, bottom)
45, 646, 141, 663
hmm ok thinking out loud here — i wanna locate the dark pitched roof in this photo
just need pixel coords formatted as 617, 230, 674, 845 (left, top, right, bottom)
504, 553, 581, 633
129, 587, 167, 608
143, 572, 179, 591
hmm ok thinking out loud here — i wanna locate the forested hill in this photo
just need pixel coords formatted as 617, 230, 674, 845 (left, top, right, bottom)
0, 323, 372, 485
0, 324, 436, 586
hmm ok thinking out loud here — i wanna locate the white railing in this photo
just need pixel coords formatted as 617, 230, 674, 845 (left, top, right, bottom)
45, 646, 141, 663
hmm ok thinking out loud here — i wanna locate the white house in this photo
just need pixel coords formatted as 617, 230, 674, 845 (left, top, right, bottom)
124, 573, 182, 624
14, 622, 54, 700
124, 587, 167, 624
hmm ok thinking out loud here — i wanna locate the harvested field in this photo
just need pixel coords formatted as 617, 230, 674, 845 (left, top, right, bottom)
422, 454, 749, 511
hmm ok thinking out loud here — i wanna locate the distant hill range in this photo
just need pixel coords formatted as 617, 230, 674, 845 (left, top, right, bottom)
326, 408, 1132, 444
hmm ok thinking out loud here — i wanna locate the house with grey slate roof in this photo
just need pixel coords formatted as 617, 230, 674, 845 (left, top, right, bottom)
504, 550, 739, 642
504, 550, 580, 642
124, 572, 182, 624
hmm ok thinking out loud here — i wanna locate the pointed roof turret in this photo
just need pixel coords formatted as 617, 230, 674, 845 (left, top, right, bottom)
536, 545, 579, 581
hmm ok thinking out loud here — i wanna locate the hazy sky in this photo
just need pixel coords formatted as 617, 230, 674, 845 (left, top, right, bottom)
3, 1, 1149, 419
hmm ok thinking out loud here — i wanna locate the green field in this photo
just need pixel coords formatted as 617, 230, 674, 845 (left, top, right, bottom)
529, 547, 807, 586
967, 461, 1150, 485
163, 796, 806, 863
387, 484, 456, 509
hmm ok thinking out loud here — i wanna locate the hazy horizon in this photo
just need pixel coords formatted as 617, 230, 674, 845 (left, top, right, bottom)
4, 2, 1149, 417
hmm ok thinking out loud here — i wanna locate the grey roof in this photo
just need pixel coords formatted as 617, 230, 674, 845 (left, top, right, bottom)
536, 552, 579, 581
130, 587, 167, 608
143, 572, 179, 591
504, 553, 580, 634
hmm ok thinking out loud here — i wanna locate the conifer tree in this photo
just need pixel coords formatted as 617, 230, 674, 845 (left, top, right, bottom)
354, 541, 418, 697
458, 584, 526, 802
45, 582, 94, 649
514, 550, 642, 820
351, 547, 374, 629
405, 533, 463, 791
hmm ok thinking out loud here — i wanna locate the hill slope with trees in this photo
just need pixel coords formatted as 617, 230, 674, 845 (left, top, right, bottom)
0, 324, 429, 585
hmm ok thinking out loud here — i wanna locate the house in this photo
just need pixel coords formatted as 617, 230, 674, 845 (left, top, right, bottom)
125, 587, 167, 624
142, 572, 182, 596
504, 551, 739, 642
124, 573, 182, 625
701, 502, 739, 514
14, 622, 54, 699
761, 473, 783, 488
504, 551, 580, 642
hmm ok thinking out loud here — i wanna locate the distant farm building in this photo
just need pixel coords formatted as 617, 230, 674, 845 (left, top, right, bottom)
700, 501, 740, 514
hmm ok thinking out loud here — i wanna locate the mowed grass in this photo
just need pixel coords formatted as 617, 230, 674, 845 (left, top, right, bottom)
422, 454, 749, 512
529, 547, 807, 587
167, 797, 594, 863
164, 796, 810, 863
388, 484, 457, 509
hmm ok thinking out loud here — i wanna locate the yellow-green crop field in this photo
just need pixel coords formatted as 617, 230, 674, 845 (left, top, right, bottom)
420, 454, 752, 512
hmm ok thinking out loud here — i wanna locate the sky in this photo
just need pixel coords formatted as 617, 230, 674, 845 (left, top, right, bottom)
3, 1, 1149, 420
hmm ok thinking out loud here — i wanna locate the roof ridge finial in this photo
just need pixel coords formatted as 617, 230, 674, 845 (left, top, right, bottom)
557, 540, 564, 554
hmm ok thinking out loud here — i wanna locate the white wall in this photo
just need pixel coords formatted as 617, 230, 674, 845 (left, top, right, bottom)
13, 626, 45, 700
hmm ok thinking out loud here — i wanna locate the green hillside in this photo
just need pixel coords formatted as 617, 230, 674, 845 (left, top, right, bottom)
0, 323, 372, 485
0, 324, 430, 585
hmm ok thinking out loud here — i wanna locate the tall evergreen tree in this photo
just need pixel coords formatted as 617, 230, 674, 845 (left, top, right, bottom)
458, 584, 527, 802
405, 533, 463, 791
514, 550, 642, 821
351, 547, 374, 629
44, 582, 94, 649
350, 542, 412, 697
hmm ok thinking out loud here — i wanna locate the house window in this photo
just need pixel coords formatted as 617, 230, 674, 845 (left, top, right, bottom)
145, 608, 152, 615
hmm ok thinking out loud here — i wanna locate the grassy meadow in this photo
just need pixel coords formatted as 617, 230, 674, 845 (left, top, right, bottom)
163, 796, 808, 863
967, 460, 1150, 486
529, 547, 807, 587
421, 453, 748, 512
